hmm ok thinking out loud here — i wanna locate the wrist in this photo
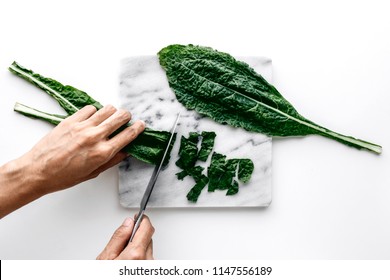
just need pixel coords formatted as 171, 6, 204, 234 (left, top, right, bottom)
0, 155, 47, 218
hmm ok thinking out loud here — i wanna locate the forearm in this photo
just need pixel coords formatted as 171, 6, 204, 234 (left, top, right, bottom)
0, 156, 46, 219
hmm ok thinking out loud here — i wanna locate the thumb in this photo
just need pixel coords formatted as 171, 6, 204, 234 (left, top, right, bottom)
97, 217, 134, 260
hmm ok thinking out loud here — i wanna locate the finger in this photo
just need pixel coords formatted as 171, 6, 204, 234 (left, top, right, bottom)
130, 215, 155, 248
86, 152, 128, 180
65, 105, 97, 122
107, 120, 145, 154
96, 217, 134, 260
145, 239, 154, 260
117, 215, 154, 260
84, 104, 117, 126
96, 109, 133, 138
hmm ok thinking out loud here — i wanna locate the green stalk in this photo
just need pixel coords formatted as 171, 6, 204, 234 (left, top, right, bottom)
14, 102, 66, 125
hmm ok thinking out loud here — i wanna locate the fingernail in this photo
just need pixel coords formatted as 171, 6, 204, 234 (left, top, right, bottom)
138, 120, 146, 128
122, 217, 133, 227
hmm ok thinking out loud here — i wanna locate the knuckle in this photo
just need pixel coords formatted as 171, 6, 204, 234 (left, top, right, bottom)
107, 253, 118, 260
103, 104, 117, 115
150, 225, 155, 235
91, 149, 110, 162
80, 142, 111, 163
125, 126, 139, 140
79, 105, 98, 118
81, 130, 99, 145
76, 105, 96, 117
117, 109, 131, 121
58, 116, 72, 127
128, 127, 138, 138
140, 120, 146, 130
130, 247, 146, 260
143, 216, 154, 233
112, 226, 129, 240
104, 104, 116, 111
72, 122, 86, 134
101, 143, 116, 158
85, 105, 98, 113
135, 120, 146, 132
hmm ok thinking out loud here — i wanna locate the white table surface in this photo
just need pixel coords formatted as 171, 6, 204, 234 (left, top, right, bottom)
0, 0, 389, 260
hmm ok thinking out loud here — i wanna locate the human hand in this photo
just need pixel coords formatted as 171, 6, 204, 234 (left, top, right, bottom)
97, 215, 154, 260
0, 104, 144, 218
19, 104, 145, 195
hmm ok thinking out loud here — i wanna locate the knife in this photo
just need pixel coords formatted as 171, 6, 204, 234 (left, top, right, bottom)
129, 112, 181, 242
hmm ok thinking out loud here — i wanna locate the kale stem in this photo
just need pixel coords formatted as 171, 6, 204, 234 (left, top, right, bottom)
321, 128, 382, 154
14, 102, 66, 125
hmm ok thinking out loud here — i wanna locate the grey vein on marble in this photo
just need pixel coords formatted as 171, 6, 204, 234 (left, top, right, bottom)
119, 56, 272, 208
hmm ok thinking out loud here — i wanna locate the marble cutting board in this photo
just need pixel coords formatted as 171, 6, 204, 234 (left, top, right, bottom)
118, 56, 272, 208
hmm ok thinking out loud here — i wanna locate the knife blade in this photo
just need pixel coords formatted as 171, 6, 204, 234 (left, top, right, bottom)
129, 112, 181, 242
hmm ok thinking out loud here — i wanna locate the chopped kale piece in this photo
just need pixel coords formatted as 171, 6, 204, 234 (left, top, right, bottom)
176, 166, 205, 181
188, 132, 200, 142
198, 131, 216, 161
207, 153, 227, 192
188, 166, 205, 182
226, 180, 239, 196
175, 133, 200, 169
186, 175, 209, 202
175, 170, 188, 180
207, 155, 254, 195
237, 159, 254, 183
217, 159, 239, 190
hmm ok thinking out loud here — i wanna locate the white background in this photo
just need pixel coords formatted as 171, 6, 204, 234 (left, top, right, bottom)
0, 0, 389, 260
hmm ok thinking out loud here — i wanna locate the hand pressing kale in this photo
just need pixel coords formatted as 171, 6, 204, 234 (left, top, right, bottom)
0, 105, 145, 218
9, 62, 175, 165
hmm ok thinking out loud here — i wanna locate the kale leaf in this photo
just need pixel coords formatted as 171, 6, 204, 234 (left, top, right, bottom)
158, 44, 382, 154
